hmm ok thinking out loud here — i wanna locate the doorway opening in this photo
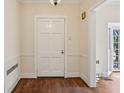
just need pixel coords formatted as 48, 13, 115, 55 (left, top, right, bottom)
95, 1, 120, 81
89, 0, 120, 86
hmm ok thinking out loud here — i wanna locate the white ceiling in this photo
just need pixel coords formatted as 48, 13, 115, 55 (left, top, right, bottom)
19, 0, 81, 4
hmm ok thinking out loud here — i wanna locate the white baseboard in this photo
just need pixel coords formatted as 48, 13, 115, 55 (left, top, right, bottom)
96, 72, 111, 78
21, 72, 80, 78
80, 74, 89, 85
81, 74, 96, 87
67, 72, 80, 77
89, 80, 96, 87
8, 77, 20, 93
101, 71, 110, 77
21, 73, 36, 78
108, 71, 113, 76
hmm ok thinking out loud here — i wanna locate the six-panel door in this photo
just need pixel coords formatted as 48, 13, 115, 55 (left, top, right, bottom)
37, 18, 65, 77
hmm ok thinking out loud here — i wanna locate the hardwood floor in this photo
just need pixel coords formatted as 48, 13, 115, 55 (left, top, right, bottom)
92, 72, 120, 93
12, 72, 120, 93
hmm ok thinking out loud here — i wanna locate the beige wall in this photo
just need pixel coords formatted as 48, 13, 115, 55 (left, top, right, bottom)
4, 0, 20, 92
20, 3, 81, 77
96, 3, 120, 76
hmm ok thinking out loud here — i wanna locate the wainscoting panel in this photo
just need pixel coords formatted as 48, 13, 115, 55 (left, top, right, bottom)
67, 54, 80, 77
20, 53, 81, 78
5, 56, 20, 93
79, 54, 90, 86
20, 54, 35, 78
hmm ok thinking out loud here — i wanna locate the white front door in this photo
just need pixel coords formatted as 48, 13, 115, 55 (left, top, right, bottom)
37, 18, 65, 77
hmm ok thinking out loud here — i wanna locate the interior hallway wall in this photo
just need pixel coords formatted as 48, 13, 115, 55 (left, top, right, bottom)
4, 0, 20, 92
20, 3, 81, 78
96, 3, 120, 76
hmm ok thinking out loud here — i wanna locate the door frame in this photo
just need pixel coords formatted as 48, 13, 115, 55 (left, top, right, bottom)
108, 23, 120, 72
34, 16, 68, 78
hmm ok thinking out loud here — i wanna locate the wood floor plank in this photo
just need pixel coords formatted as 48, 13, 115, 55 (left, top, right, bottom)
12, 72, 120, 93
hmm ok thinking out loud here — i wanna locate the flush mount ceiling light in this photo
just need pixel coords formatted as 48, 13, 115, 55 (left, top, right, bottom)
50, 0, 61, 6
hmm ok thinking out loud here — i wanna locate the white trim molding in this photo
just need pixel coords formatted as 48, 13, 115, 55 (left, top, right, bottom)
67, 72, 80, 77
21, 53, 34, 57
20, 73, 36, 78
68, 53, 81, 56
88, 9, 97, 87
5, 56, 21, 93
8, 77, 20, 93
19, 0, 80, 4
81, 74, 96, 87
80, 54, 88, 58
87, 0, 104, 88
81, 74, 89, 85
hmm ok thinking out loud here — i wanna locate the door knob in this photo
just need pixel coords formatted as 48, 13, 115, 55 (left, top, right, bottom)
61, 50, 64, 54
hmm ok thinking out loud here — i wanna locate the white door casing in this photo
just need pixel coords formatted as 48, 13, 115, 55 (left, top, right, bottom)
35, 17, 67, 77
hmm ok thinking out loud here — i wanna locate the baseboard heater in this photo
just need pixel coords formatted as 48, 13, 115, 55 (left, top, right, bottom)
7, 64, 18, 76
